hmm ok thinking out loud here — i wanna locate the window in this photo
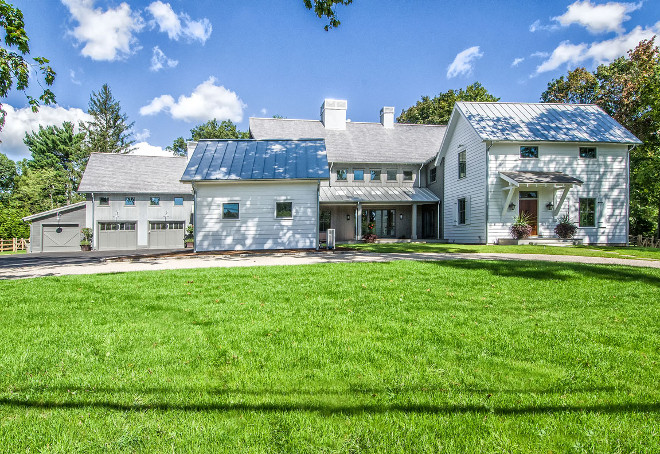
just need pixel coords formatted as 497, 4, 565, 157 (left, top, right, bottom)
457, 198, 467, 225
319, 210, 331, 232
430, 167, 437, 183
520, 146, 539, 159
275, 201, 293, 218
99, 196, 109, 206
458, 150, 467, 179
336, 169, 347, 181
174, 197, 184, 206
125, 197, 135, 206
99, 222, 135, 231
579, 147, 597, 159
150, 221, 184, 231
370, 169, 382, 182
403, 170, 413, 181
519, 191, 538, 199
150, 196, 160, 206
386, 169, 397, 181
222, 203, 240, 220
579, 198, 596, 227
353, 169, 364, 181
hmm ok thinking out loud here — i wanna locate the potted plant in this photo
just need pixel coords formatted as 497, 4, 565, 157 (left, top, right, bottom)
362, 221, 378, 243
554, 214, 577, 239
80, 227, 93, 251
184, 224, 194, 248
510, 213, 533, 240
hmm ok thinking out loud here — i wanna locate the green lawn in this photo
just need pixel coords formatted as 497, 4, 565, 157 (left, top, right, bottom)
0, 249, 26, 255
1, 261, 658, 452
338, 242, 660, 259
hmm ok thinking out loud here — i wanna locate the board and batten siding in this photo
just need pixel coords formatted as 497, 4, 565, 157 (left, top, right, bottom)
194, 181, 319, 251
487, 143, 629, 244
325, 162, 421, 187
442, 114, 488, 243
29, 205, 86, 253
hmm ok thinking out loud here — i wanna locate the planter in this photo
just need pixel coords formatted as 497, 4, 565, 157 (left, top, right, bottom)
510, 224, 533, 240
362, 233, 378, 243
80, 244, 92, 251
185, 241, 194, 248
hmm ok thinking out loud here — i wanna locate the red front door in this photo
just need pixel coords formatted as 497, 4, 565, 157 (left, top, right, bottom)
519, 199, 538, 236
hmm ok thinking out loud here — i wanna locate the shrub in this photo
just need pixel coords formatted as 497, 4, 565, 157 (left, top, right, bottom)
184, 225, 194, 242
80, 227, 93, 245
362, 233, 378, 243
510, 213, 533, 239
554, 215, 577, 239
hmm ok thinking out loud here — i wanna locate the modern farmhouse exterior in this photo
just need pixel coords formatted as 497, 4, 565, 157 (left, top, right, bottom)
181, 139, 329, 251
437, 102, 642, 245
22, 201, 87, 253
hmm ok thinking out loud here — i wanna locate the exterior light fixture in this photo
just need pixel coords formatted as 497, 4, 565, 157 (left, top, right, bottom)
508, 203, 516, 211
399, 213, 403, 220
346, 214, 350, 221
546, 202, 554, 211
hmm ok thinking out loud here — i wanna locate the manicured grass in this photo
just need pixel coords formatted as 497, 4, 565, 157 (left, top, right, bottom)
0, 250, 26, 255
338, 242, 660, 259
0, 261, 659, 452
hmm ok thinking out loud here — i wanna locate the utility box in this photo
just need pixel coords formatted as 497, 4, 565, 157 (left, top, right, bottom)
326, 228, 336, 250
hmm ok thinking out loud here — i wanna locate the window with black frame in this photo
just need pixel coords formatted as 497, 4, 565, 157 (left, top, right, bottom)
520, 146, 539, 159
579, 198, 596, 227
222, 203, 239, 220
458, 150, 467, 179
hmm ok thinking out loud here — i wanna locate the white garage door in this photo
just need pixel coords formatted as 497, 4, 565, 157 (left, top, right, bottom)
149, 221, 185, 249
42, 225, 80, 252
98, 222, 137, 251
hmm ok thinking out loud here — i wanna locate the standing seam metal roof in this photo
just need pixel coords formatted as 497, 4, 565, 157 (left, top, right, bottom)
320, 186, 440, 203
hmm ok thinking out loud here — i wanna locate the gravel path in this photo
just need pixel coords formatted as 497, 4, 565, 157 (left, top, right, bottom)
1, 250, 659, 280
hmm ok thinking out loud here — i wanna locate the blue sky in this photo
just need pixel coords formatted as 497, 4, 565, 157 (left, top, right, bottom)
1, 0, 658, 160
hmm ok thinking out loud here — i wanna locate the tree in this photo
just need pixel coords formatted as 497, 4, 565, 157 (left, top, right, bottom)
303, 0, 352, 31
81, 84, 135, 154
0, 152, 16, 195
167, 119, 250, 157
397, 82, 500, 125
540, 67, 599, 104
0, 1, 56, 133
11, 166, 69, 214
23, 121, 87, 204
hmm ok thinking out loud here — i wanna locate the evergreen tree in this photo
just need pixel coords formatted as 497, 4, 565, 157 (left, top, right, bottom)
81, 84, 135, 154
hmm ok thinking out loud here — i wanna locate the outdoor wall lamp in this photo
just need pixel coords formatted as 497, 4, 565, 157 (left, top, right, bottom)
346, 214, 350, 221
508, 203, 516, 211
546, 202, 554, 211
399, 213, 403, 220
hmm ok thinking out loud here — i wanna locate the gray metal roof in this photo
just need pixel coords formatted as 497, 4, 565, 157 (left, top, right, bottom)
457, 102, 642, 144
22, 201, 86, 222
249, 118, 446, 164
500, 171, 583, 185
320, 186, 440, 203
181, 139, 329, 181
78, 153, 191, 194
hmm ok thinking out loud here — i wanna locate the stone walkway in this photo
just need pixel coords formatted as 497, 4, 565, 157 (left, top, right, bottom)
1, 250, 659, 280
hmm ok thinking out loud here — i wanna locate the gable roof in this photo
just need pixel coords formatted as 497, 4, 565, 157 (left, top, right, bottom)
455, 102, 642, 144
22, 201, 86, 222
181, 139, 329, 182
249, 117, 446, 164
78, 153, 191, 194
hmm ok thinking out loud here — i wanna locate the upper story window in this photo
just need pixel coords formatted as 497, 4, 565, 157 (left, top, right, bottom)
579, 198, 596, 227
458, 150, 467, 179
174, 197, 184, 206
403, 170, 413, 181
336, 169, 347, 181
579, 147, 597, 159
125, 196, 135, 206
520, 146, 539, 159
222, 203, 240, 220
429, 167, 437, 183
386, 169, 397, 181
353, 169, 364, 181
275, 201, 293, 219
99, 196, 109, 206
370, 169, 382, 182
150, 196, 160, 206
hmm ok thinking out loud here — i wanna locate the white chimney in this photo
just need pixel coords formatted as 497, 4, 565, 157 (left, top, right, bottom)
186, 141, 198, 162
320, 99, 347, 130
380, 106, 394, 129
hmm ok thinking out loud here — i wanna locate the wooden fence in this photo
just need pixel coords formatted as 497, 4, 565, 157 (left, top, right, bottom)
0, 238, 29, 253
630, 235, 660, 248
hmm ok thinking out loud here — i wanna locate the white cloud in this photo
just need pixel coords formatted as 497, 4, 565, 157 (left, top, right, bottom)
511, 57, 525, 67
150, 46, 178, 72
146, 1, 212, 43
535, 22, 660, 73
131, 141, 174, 157
139, 77, 246, 123
529, 19, 559, 32
446, 46, 483, 78
62, 0, 144, 61
0, 104, 91, 161
134, 128, 151, 141
260, 108, 268, 115
554, 0, 642, 34
531, 51, 550, 58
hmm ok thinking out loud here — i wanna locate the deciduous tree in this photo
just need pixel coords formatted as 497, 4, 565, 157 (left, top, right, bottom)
168, 119, 250, 157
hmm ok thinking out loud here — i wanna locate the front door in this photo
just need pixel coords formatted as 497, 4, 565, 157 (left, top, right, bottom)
361, 209, 396, 238
519, 199, 538, 236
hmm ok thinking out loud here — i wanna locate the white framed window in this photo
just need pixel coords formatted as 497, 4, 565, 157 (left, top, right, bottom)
520, 146, 539, 159
353, 169, 364, 181
458, 150, 467, 179
150, 196, 160, 206
222, 202, 240, 220
403, 170, 413, 181
174, 197, 184, 206
579, 147, 597, 159
386, 169, 397, 181
429, 167, 437, 183
125, 196, 135, 206
370, 169, 382, 182
336, 169, 348, 181
455, 196, 470, 225
275, 201, 293, 219
579, 198, 596, 227
99, 196, 109, 206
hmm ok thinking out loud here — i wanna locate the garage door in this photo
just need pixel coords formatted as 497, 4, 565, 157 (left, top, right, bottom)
98, 222, 137, 251
149, 221, 184, 249
42, 225, 80, 252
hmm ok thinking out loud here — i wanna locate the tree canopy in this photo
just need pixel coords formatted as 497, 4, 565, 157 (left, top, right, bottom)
303, 0, 352, 30
81, 84, 135, 154
167, 119, 250, 156
397, 82, 500, 125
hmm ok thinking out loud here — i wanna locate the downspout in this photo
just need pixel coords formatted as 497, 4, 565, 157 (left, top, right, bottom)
485, 141, 492, 245
91, 192, 95, 250
316, 180, 320, 250
417, 163, 424, 188
329, 162, 333, 187
627, 144, 636, 245
193, 185, 197, 253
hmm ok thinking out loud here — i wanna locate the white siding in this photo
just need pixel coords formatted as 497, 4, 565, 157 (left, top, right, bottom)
442, 114, 487, 243
325, 162, 421, 187
194, 181, 319, 251
487, 143, 629, 244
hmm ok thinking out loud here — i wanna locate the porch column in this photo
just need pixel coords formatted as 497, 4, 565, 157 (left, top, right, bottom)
356, 202, 362, 240
411, 204, 418, 240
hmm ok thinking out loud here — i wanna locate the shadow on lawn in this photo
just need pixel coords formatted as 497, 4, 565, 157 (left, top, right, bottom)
431, 260, 660, 287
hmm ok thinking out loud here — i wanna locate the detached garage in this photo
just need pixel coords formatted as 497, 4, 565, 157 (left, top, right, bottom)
22, 201, 87, 253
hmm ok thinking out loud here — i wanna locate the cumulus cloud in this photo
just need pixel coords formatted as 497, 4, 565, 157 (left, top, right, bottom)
131, 141, 174, 157
150, 46, 178, 72
134, 128, 151, 141
139, 77, 246, 123
529, 19, 559, 33
0, 104, 91, 161
511, 57, 525, 67
260, 108, 268, 115
62, 0, 144, 61
69, 69, 82, 85
535, 22, 660, 73
554, 0, 643, 34
146, 1, 212, 43
446, 46, 483, 78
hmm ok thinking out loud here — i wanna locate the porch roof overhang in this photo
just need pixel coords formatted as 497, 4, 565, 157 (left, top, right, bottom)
499, 171, 583, 187
320, 186, 440, 204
